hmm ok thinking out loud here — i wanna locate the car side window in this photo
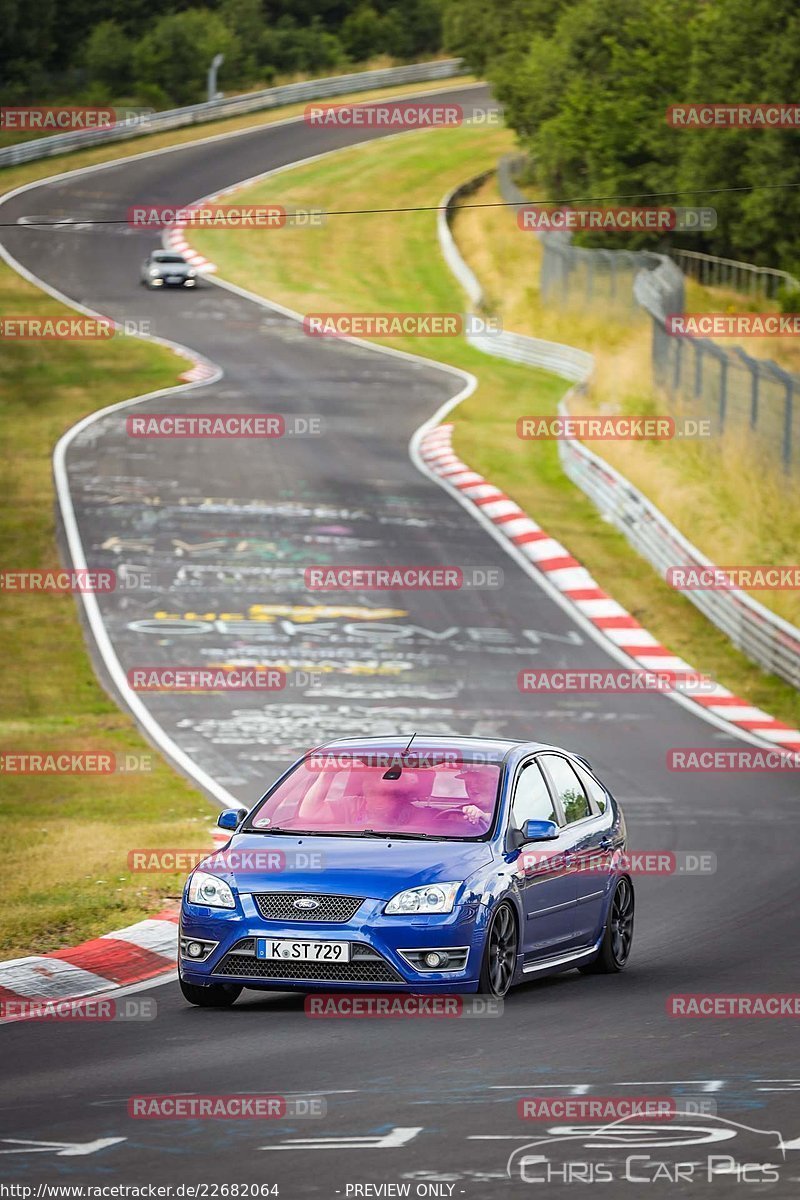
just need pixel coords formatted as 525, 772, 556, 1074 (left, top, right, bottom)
539, 755, 591, 824
573, 762, 608, 814
511, 761, 557, 829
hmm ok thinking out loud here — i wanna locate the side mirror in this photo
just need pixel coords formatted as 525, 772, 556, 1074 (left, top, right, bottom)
523, 819, 559, 842
217, 809, 244, 831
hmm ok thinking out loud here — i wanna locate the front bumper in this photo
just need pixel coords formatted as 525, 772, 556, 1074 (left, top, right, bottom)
147, 274, 196, 287
180, 893, 486, 993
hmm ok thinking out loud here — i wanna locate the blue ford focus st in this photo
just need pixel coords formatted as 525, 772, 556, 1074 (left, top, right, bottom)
179, 736, 634, 1007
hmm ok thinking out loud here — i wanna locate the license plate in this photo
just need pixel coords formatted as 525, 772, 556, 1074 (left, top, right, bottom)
167, 276, 182, 283
256, 938, 351, 963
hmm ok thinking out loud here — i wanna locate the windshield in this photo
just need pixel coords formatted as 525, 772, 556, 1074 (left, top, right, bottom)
245, 754, 501, 839
153, 254, 186, 263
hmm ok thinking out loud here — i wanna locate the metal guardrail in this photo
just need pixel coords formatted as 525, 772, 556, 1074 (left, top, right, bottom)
669, 248, 800, 299
440, 173, 800, 690
0, 59, 465, 168
438, 178, 594, 382
497, 155, 800, 473
557, 423, 800, 689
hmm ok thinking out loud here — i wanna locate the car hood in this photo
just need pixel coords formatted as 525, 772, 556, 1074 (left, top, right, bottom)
152, 261, 190, 274
200, 834, 494, 900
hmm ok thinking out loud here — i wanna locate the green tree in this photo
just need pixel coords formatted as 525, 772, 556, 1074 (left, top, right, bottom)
340, 4, 386, 61
84, 20, 134, 94
676, 0, 800, 266
0, 0, 56, 102
133, 10, 241, 106
220, 0, 264, 83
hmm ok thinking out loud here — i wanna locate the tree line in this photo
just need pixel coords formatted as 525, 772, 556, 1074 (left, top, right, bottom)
1, 0, 444, 108
444, 0, 800, 274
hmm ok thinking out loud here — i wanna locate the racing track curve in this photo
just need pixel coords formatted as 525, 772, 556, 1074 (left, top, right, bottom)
0, 83, 799, 1196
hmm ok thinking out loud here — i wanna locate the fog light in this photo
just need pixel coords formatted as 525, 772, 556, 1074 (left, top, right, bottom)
188, 941, 204, 958
424, 951, 447, 968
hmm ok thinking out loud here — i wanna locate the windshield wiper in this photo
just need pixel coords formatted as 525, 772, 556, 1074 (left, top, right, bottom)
244, 826, 319, 836
244, 827, 447, 840
353, 829, 441, 840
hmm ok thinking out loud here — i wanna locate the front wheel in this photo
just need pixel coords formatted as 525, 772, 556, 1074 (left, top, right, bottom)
479, 902, 518, 997
580, 876, 634, 974
179, 978, 242, 1007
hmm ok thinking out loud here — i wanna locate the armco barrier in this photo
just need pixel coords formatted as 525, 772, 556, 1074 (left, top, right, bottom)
0, 59, 465, 168
440, 174, 800, 690
498, 154, 800, 474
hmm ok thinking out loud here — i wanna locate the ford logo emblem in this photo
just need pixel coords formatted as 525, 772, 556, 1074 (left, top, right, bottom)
293, 897, 320, 910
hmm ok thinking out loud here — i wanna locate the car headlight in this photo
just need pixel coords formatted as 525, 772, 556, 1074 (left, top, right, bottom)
187, 269, 196, 278
148, 267, 161, 275
187, 871, 235, 909
385, 882, 461, 915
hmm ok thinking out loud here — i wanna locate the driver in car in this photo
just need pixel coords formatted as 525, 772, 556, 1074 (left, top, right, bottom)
457, 767, 494, 827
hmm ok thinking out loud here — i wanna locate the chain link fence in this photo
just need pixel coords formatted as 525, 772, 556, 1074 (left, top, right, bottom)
498, 155, 800, 472
669, 248, 799, 300
441, 173, 800, 689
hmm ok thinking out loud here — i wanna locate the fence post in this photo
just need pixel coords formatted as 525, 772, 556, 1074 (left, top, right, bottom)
673, 334, 682, 395
694, 341, 703, 398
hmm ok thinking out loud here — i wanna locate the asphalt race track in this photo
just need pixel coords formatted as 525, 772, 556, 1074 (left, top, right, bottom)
1, 84, 799, 1195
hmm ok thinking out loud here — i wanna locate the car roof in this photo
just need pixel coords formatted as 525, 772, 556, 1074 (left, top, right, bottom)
310, 734, 571, 765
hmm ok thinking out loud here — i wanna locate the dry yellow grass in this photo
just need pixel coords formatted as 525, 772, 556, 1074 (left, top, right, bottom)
453, 176, 800, 627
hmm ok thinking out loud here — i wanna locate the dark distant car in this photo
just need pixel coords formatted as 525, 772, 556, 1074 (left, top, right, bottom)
179, 735, 634, 1007
140, 250, 197, 288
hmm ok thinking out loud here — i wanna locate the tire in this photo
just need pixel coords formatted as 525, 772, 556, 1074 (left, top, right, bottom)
179, 977, 242, 1007
580, 876, 634, 974
479, 902, 518, 997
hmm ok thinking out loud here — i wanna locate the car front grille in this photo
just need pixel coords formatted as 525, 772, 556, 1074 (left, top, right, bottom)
214, 940, 401, 983
253, 893, 363, 923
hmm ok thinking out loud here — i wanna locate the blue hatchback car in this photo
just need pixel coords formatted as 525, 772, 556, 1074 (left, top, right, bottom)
179, 735, 634, 1007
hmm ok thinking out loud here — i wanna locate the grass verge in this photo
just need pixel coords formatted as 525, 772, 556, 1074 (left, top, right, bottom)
0, 263, 221, 955
454, 174, 800, 628
188, 123, 799, 730
0, 76, 474, 196
0, 75, 475, 958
